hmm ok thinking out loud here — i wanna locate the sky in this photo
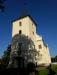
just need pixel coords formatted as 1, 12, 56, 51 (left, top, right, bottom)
0, 0, 57, 57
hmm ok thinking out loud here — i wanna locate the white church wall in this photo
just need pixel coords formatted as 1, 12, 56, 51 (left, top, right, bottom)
11, 15, 51, 67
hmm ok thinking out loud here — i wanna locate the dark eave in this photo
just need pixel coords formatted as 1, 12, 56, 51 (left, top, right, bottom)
12, 15, 37, 26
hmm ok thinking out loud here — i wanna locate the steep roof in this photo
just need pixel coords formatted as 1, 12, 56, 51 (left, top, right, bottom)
12, 15, 37, 26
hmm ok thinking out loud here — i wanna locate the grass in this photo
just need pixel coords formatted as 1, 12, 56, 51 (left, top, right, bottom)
38, 64, 57, 75
39, 68, 48, 75
51, 64, 57, 75
37, 67, 48, 75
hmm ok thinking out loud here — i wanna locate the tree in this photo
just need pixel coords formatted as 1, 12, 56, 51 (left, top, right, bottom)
55, 56, 57, 62
9, 34, 39, 68
0, 58, 2, 69
2, 45, 11, 68
0, 0, 5, 12
51, 55, 57, 62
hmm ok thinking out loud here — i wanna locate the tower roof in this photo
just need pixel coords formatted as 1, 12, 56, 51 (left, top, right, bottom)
12, 15, 37, 26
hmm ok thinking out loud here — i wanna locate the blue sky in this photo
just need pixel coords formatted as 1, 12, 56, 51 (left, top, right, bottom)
0, 0, 57, 57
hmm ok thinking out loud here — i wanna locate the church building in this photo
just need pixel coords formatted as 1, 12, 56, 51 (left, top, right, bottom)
9, 15, 51, 68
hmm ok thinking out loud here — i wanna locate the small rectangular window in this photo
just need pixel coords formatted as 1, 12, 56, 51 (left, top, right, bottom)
19, 30, 22, 34
38, 45, 42, 49
19, 22, 22, 26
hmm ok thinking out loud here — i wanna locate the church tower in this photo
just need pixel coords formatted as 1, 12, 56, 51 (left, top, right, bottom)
12, 15, 36, 41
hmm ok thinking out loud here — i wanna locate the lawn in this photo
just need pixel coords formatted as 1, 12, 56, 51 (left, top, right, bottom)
51, 64, 57, 75
39, 68, 48, 75
38, 64, 57, 75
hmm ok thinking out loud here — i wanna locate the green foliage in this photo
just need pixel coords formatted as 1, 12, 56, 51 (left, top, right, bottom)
2, 45, 11, 68
51, 64, 57, 75
26, 62, 35, 72
38, 68, 48, 75
11, 34, 39, 68
51, 56, 57, 62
